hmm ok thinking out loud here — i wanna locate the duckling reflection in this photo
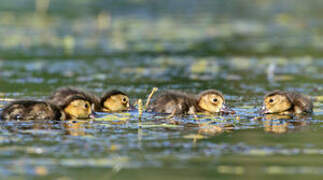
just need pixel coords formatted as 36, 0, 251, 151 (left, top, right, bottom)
261, 90, 313, 115
264, 114, 293, 120
1, 100, 64, 120
263, 119, 289, 134
96, 90, 130, 112
198, 123, 224, 135
148, 89, 234, 117
64, 120, 88, 136
262, 114, 309, 134
0, 119, 62, 136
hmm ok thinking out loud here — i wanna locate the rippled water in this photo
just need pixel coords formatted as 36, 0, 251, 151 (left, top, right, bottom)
0, 0, 323, 179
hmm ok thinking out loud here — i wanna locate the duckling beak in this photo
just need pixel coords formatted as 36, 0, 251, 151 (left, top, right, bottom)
220, 104, 235, 114
89, 112, 96, 119
102, 108, 110, 112
128, 104, 136, 111
260, 105, 269, 114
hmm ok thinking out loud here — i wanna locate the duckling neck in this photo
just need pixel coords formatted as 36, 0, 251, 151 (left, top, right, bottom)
59, 110, 66, 120
278, 110, 294, 115
197, 100, 210, 113
65, 113, 76, 120
196, 108, 213, 115
102, 107, 112, 112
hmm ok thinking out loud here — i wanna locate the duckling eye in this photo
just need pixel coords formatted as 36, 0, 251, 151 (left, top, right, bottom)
269, 99, 274, 103
212, 98, 218, 103
84, 103, 89, 109
122, 97, 127, 103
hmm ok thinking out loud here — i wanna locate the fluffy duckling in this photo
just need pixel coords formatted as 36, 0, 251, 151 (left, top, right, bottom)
48, 87, 96, 119
49, 87, 98, 108
1, 100, 64, 121
261, 90, 313, 114
148, 89, 234, 116
96, 90, 130, 112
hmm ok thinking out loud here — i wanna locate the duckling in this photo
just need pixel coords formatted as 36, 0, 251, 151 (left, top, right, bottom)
261, 90, 313, 114
48, 87, 96, 119
97, 90, 130, 112
62, 96, 94, 119
148, 89, 234, 116
1, 100, 64, 121
48, 87, 99, 109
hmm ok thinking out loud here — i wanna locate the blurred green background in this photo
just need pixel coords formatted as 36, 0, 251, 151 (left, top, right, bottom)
1, 0, 323, 58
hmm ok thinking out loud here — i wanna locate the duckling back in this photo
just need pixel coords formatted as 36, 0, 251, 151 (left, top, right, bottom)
287, 92, 313, 113
48, 87, 99, 110
148, 91, 198, 115
1, 100, 63, 121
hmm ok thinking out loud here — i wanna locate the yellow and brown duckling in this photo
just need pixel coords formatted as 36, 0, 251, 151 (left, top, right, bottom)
96, 90, 130, 112
148, 89, 234, 116
48, 87, 96, 119
261, 90, 313, 114
1, 100, 64, 121
48, 87, 131, 113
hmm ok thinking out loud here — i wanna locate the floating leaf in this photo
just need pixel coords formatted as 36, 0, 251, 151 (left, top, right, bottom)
315, 96, 323, 102
248, 149, 271, 156
274, 75, 294, 81
183, 134, 206, 139
141, 123, 182, 128
34, 166, 48, 176
217, 166, 245, 175
199, 124, 223, 135
95, 114, 130, 121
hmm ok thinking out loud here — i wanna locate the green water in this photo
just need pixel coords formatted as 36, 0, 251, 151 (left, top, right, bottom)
0, 0, 322, 179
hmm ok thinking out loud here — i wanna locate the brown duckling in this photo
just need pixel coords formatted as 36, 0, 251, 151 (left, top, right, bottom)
48, 87, 96, 119
148, 89, 234, 116
261, 90, 313, 114
96, 90, 130, 112
1, 100, 64, 121
48, 87, 98, 108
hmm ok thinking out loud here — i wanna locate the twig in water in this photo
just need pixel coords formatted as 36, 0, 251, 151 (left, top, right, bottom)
0, 98, 16, 102
138, 99, 143, 125
192, 111, 199, 122
267, 62, 276, 83
144, 87, 158, 110
137, 99, 143, 145
35, 0, 50, 14
166, 109, 176, 119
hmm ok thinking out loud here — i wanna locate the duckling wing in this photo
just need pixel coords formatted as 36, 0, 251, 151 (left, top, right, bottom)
148, 91, 198, 115
1, 102, 26, 120
1, 101, 62, 120
288, 92, 313, 113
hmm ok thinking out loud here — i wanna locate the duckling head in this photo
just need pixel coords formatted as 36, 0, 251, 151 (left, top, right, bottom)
197, 90, 234, 113
261, 91, 292, 114
63, 96, 95, 119
100, 90, 130, 112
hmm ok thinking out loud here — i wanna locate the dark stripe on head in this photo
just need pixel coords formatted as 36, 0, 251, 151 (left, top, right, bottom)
264, 90, 293, 104
197, 89, 225, 102
264, 90, 285, 98
49, 87, 97, 109
61, 95, 92, 109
